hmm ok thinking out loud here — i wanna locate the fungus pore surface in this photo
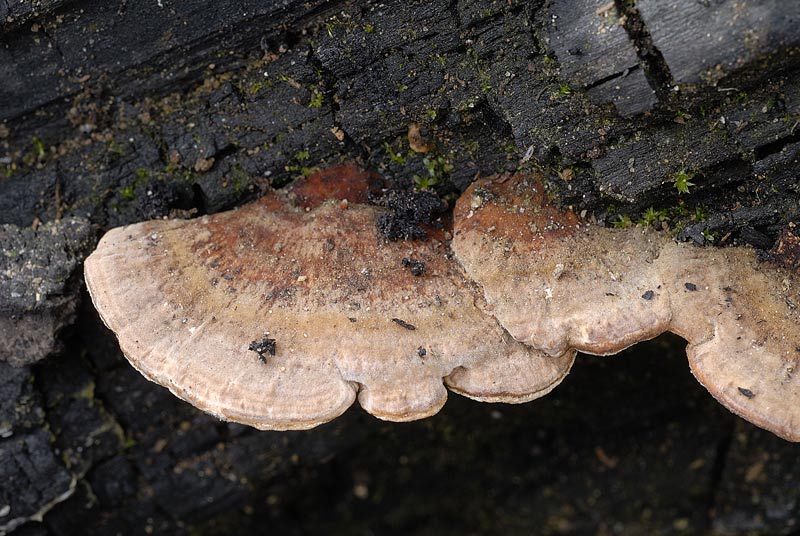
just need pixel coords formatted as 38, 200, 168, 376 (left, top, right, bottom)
453, 173, 800, 442
84, 165, 574, 430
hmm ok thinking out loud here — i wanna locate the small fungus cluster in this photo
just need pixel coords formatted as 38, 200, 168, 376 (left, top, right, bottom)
84, 167, 799, 441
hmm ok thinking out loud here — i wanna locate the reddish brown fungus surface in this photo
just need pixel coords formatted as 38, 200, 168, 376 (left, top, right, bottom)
84, 167, 574, 430
285, 163, 380, 210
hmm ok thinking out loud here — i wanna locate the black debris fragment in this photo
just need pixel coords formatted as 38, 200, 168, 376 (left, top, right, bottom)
374, 190, 446, 241
641, 290, 655, 300
248, 336, 277, 363
417, 346, 426, 358
738, 387, 755, 399
684, 282, 698, 291
391, 318, 416, 331
757, 250, 777, 263
402, 257, 425, 276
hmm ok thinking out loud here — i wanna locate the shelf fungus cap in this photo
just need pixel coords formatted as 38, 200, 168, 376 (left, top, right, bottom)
661, 243, 800, 442
84, 165, 574, 430
453, 172, 800, 442
453, 173, 672, 357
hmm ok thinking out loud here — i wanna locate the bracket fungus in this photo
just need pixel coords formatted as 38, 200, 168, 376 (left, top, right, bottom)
84, 165, 574, 430
453, 173, 800, 442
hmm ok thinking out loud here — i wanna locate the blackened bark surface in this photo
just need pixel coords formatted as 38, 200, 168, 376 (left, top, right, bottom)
0, 218, 93, 366
1, 0, 799, 534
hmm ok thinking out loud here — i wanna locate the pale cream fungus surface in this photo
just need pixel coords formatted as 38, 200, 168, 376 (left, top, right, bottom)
84, 166, 800, 441
84, 167, 573, 430
453, 174, 800, 442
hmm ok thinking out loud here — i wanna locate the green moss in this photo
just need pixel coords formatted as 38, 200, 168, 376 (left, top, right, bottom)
674, 110, 691, 123
285, 164, 315, 177
75, 381, 96, 401
230, 165, 250, 193
324, 15, 368, 37
671, 199, 690, 218
457, 96, 480, 113
480, 78, 492, 93
763, 96, 781, 113
501, 142, 518, 155
732, 91, 749, 104
639, 207, 668, 227
413, 155, 453, 190
383, 141, 408, 165
106, 139, 127, 157
118, 168, 155, 201
248, 81, 265, 95
401, 27, 418, 40
551, 84, 572, 100
119, 184, 136, 200
701, 228, 717, 242
672, 169, 695, 194
634, 199, 711, 235
31, 136, 46, 158
308, 89, 324, 108
286, 151, 316, 177
613, 215, 634, 229
693, 205, 708, 222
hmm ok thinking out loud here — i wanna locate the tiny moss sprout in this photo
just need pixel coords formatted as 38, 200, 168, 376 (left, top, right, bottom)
413, 155, 453, 190
308, 89, 324, 108
613, 214, 634, 229
672, 169, 695, 194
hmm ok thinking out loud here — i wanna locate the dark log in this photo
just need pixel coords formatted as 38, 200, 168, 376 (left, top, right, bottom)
1, 0, 799, 533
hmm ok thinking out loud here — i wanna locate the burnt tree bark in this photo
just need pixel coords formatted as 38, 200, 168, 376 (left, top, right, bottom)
1, 1, 800, 534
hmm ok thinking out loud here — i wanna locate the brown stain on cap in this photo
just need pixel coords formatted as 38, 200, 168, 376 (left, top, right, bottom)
453, 173, 580, 247
286, 163, 382, 210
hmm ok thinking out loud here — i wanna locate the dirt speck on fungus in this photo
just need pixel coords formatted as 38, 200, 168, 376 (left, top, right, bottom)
392, 318, 417, 331
738, 387, 755, 399
402, 257, 425, 276
249, 336, 277, 363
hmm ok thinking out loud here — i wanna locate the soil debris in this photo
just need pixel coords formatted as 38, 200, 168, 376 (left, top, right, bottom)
249, 336, 277, 363
391, 318, 417, 331
402, 257, 425, 276
374, 190, 446, 241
